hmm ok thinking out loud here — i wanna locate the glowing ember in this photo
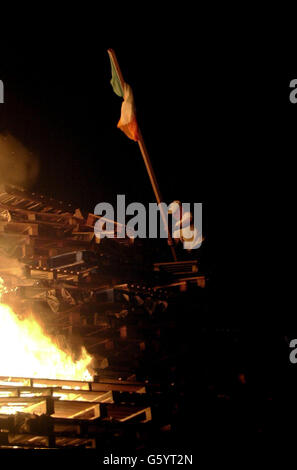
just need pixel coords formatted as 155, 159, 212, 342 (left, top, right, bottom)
0, 277, 93, 382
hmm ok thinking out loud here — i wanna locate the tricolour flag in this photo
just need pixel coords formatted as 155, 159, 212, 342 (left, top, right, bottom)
108, 50, 139, 142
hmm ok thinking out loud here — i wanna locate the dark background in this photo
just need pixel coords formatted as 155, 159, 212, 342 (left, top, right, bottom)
0, 27, 295, 448
0, 37, 214, 206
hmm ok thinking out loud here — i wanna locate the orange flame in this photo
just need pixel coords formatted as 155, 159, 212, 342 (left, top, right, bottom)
0, 278, 93, 382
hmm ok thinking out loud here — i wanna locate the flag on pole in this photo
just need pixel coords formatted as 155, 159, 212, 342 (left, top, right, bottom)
108, 51, 139, 142
110, 55, 123, 97
117, 83, 139, 141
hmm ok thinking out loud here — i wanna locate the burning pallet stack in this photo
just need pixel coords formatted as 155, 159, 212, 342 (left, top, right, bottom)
0, 183, 206, 449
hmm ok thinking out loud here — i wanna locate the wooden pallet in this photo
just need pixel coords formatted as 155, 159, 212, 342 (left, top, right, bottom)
0, 184, 133, 265
0, 375, 150, 448
154, 259, 199, 275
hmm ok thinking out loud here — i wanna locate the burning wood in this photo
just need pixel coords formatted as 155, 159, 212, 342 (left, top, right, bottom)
0, 185, 206, 450
0, 276, 93, 387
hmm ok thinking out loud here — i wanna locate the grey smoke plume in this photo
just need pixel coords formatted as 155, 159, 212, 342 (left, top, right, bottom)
0, 254, 24, 281
0, 133, 39, 187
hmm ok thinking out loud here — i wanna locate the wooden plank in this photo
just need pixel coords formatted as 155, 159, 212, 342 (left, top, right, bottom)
102, 403, 152, 423
5, 433, 95, 448
0, 377, 31, 387
7, 434, 50, 448
0, 377, 91, 390
52, 389, 113, 403
0, 397, 52, 415
0, 202, 79, 221
0, 184, 75, 213
0, 397, 101, 420
31, 378, 90, 390
51, 400, 100, 419
23, 398, 54, 415
91, 382, 146, 394
0, 386, 113, 403
0, 387, 52, 398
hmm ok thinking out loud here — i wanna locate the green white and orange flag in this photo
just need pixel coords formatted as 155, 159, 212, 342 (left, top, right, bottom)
108, 50, 139, 142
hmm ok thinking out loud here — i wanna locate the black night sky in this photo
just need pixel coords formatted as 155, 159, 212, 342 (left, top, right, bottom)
0, 37, 215, 207
0, 19, 296, 457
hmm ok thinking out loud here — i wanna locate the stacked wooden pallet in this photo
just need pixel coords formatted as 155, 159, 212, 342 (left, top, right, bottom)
0, 183, 131, 263
0, 184, 207, 450
0, 375, 150, 448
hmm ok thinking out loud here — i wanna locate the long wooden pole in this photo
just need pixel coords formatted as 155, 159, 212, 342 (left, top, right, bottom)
107, 49, 177, 261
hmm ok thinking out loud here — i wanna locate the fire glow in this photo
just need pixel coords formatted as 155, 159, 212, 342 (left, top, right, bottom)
0, 278, 93, 383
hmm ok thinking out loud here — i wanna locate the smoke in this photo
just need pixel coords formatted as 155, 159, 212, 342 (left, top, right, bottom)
0, 253, 25, 284
0, 133, 39, 187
